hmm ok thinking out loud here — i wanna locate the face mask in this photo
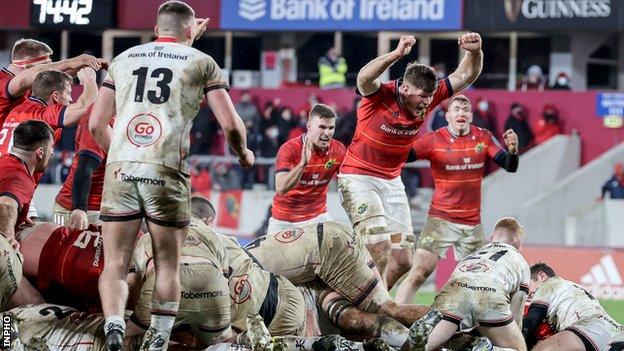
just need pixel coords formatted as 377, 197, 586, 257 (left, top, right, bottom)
557, 77, 568, 86
478, 102, 489, 111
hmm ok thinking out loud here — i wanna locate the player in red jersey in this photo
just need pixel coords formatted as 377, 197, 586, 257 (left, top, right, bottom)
269, 103, 346, 234
0, 68, 98, 156
0, 120, 53, 310
393, 95, 519, 303
54, 108, 113, 230
18, 220, 104, 311
338, 33, 484, 275
0, 38, 104, 124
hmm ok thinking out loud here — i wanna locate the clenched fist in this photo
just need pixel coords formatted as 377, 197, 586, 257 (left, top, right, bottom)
458, 32, 482, 53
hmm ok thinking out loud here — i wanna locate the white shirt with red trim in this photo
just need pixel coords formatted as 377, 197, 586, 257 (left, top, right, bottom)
104, 38, 228, 174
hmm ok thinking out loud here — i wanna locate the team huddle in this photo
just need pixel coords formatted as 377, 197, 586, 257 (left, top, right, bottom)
0, 1, 622, 351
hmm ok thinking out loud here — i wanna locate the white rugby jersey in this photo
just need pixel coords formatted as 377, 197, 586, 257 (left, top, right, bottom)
104, 38, 227, 174
532, 276, 622, 331
4, 304, 111, 350
452, 242, 530, 295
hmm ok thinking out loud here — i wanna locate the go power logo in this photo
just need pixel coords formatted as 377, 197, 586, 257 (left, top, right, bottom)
239, 0, 267, 21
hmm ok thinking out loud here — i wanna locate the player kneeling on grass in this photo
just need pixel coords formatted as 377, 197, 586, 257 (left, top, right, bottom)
403, 217, 530, 351
523, 262, 624, 351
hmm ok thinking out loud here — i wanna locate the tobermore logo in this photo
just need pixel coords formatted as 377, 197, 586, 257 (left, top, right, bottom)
580, 254, 624, 300
239, 0, 267, 21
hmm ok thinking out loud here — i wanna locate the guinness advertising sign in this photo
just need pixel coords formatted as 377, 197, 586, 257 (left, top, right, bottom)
464, 0, 624, 30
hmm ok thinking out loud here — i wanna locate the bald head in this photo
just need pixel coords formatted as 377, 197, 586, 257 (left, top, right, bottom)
490, 217, 524, 249
156, 1, 195, 39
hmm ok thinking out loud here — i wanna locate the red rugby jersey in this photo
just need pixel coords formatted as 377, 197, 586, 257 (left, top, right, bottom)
37, 224, 103, 311
55, 111, 111, 211
0, 96, 66, 156
272, 136, 346, 222
0, 68, 28, 126
340, 78, 452, 179
413, 126, 504, 225
0, 154, 36, 229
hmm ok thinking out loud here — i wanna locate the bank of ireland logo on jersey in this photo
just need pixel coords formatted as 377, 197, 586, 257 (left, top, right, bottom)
126, 113, 162, 147
239, 0, 266, 21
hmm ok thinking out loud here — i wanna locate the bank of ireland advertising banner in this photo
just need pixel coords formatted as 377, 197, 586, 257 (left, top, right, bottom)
221, 0, 462, 31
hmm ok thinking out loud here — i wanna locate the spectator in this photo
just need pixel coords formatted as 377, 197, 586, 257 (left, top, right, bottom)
190, 163, 212, 197
521, 65, 546, 91
534, 103, 562, 145
234, 90, 260, 137
297, 93, 320, 117
260, 125, 280, 158
287, 113, 307, 142
600, 162, 624, 199
276, 107, 297, 145
260, 98, 281, 135
504, 102, 534, 153
190, 100, 215, 155
212, 162, 242, 191
318, 46, 347, 89
551, 72, 571, 90
335, 97, 360, 146
54, 151, 73, 183
427, 101, 449, 131
473, 97, 497, 136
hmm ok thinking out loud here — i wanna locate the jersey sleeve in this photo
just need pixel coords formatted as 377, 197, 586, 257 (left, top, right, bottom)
101, 60, 116, 91
76, 115, 106, 162
519, 263, 531, 295
530, 281, 552, 308
412, 131, 435, 159
486, 130, 505, 159
203, 56, 229, 93
0, 75, 16, 101
358, 81, 393, 104
0, 169, 34, 211
275, 142, 300, 173
36, 104, 67, 129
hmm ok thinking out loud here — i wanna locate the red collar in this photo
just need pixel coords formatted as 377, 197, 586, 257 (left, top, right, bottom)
154, 37, 179, 43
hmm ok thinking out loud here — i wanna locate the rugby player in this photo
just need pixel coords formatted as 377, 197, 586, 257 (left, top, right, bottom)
0, 68, 99, 156
53, 108, 113, 230
523, 263, 624, 351
0, 38, 104, 124
191, 195, 306, 336
244, 221, 429, 327
393, 94, 519, 303
89, 1, 253, 349
338, 32, 483, 275
404, 217, 530, 351
269, 103, 346, 234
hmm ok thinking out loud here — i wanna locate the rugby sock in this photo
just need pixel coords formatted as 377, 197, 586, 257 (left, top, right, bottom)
149, 300, 179, 332
104, 315, 125, 335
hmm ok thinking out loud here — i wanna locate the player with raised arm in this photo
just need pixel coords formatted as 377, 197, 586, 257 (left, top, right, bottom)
89, 2, 253, 349
393, 94, 519, 303
0, 38, 104, 123
338, 32, 483, 276
269, 103, 346, 234
0, 68, 99, 156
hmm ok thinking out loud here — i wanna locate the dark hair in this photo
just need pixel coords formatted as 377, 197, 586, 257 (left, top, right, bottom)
157, 1, 195, 33
13, 120, 54, 151
404, 61, 438, 94
12, 38, 52, 61
530, 262, 557, 280
309, 103, 337, 120
191, 195, 215, 220
31, 70, 72, 100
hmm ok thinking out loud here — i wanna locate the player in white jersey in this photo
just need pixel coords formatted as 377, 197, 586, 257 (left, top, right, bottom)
244, 221, 429, 327
523, 263, 624, 351
89, 1, 254, 350
405, 217, 530, 351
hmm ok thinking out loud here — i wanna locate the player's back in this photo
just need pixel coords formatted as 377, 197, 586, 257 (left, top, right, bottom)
5, 304, 108, 351
533, 277, 621, 331
452, 242, 530, 294
37, 225, 103, 310
106, 39, 226, 174
218, 233, 272, 332
245, 224, 322, 285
